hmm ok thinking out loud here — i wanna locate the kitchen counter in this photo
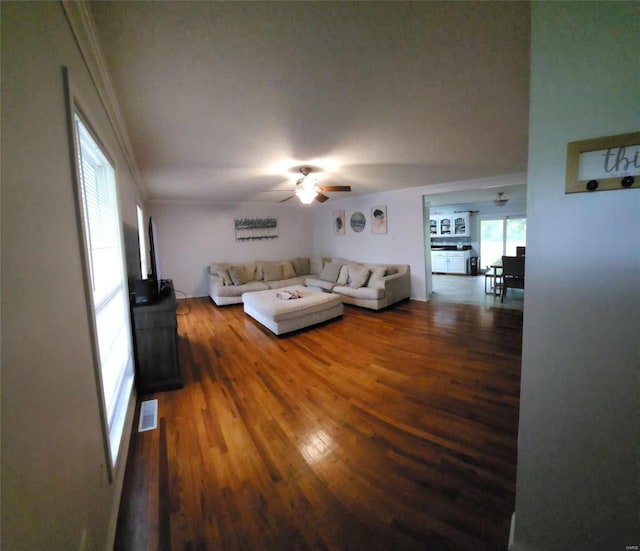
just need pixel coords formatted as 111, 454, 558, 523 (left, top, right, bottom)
431, 245, 472, 251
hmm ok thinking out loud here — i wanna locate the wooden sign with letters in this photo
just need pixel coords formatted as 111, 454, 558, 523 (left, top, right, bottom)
566, 132, 640, 193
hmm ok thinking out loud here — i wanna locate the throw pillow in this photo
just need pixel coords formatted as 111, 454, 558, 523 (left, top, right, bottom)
348, 265, 370, 288
293, 257, 310, 276
210, 263, 233, 285
337, 265, 349, 286
281, 261, 296, 279
255, 261, 269, 281
228, 265, 248, 286
309, 256, 325, 275
263, 263, 284, 282
243, 263, 257, 282
367, 266, 387, 287
319, 262, 341, 283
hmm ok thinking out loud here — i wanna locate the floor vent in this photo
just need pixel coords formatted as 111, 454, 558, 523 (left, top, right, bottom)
138, 399, 158, 432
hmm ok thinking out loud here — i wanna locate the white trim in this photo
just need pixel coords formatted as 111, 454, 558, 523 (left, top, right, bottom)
61, 0, 147, 200
419, 172, 528, 195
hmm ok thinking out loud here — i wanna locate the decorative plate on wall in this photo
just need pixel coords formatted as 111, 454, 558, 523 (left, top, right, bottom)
350, 212, 366, 232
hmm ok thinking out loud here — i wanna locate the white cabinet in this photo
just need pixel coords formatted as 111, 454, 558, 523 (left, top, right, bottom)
429, 213, 470, 237
431, 250, 470, 274
431, 253, 449, 273
453, 214, 470, 237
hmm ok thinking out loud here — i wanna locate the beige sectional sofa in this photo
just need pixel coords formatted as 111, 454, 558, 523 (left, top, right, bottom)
304, 258, 410, 310
208, 256, 410, 310
208, 257, 326, 306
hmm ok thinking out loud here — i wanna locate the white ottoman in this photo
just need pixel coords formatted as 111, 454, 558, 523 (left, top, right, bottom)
242, 285, 343, 335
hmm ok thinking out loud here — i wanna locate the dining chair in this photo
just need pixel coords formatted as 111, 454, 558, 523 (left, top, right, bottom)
501, 255, 525, 302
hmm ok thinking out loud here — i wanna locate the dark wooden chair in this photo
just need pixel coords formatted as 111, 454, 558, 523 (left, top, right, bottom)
501, 255, 525, 302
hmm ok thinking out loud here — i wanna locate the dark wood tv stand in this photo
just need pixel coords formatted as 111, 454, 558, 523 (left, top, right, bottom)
131, 282, 182, 393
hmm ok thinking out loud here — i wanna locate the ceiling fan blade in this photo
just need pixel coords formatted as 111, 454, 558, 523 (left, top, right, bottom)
315, 193, 329, 203
279, 195, 296, 203
319, 185, 351, 192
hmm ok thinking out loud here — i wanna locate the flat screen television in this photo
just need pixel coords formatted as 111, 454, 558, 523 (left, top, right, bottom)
148, 216, 162, 296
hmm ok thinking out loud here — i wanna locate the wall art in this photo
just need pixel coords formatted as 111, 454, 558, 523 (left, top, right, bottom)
371, 206, 387, 234
350, 211, 366, 233
333, 210, 345, 235
234, 217, 278, 241
566, 131, 640, 193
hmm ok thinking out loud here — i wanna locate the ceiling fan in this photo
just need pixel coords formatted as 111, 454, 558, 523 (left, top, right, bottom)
280, 167, 351, 204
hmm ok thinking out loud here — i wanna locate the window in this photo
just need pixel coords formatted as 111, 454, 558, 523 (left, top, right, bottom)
73, 113, 134, 472
480, 216, 526, 268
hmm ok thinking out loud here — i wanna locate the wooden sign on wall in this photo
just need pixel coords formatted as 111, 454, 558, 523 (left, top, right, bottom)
566, 131, 640, 193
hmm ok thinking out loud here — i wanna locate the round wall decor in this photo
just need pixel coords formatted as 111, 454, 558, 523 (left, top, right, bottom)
350, 212, 366, 232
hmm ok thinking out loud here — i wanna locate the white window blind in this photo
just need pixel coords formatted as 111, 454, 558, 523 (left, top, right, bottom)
74, 114, 133, 468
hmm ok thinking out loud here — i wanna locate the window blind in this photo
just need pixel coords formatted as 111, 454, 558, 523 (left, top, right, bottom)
74, 114, 133, 467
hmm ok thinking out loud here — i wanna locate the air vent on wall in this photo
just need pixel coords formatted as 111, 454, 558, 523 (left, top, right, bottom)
138, 399, 158, 432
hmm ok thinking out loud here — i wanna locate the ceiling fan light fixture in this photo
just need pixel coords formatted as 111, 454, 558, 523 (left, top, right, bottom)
494, 192, 509, 207
295, 186, 317, 204
295, 167, 319, 204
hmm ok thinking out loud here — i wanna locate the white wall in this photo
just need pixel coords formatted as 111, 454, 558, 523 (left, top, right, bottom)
513, 3, 639, 550
148, 202, 314, 297
310, 188, 430, 300
1, 3, 142, 549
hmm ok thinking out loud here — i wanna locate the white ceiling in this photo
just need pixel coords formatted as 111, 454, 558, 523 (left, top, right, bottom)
89, 1, 530, 204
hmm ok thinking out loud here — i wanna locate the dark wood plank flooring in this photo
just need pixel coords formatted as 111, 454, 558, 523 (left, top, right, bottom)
115, 298, 522, 550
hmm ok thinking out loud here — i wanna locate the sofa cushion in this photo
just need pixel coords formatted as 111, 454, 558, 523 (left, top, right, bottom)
281, 260, 296, 279
348, 265, 370, 288
333, 285, 384, 300
293, 257, 310, 276
263, 263, 284, 282
304, 277, 337, 292
266, 276, 307, 289
337, 265, 349, 285
309, 255, 325, 275
216, 281, 269, 297
254, 261, 267, 281
255, 261, 279, 281
319, 262, 341, 283
210, 263, 233, 285
366, 266, 387, 287
245, 263, 257, 281
228, 265, 250, 286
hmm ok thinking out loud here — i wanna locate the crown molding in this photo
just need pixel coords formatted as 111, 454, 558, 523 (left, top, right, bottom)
61, 0, 148, 200
420, 172, 528, 195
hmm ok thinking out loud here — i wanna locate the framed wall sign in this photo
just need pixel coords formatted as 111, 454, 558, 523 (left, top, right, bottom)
234, 217, 278, 241
566, 131, 640, 193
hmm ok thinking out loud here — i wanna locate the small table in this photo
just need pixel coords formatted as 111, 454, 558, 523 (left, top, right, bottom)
484, 259, 503, 296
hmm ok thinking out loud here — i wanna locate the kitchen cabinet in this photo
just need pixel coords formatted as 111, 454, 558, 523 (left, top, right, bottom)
429, 213, 470, 237
431, 250, 470, 274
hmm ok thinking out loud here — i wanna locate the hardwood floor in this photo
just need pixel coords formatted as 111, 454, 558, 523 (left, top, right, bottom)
115, 298, 523, 551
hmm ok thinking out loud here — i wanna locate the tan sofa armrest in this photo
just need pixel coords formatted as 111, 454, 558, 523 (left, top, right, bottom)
208, 274, 224, 298
373, 271, 411, 304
